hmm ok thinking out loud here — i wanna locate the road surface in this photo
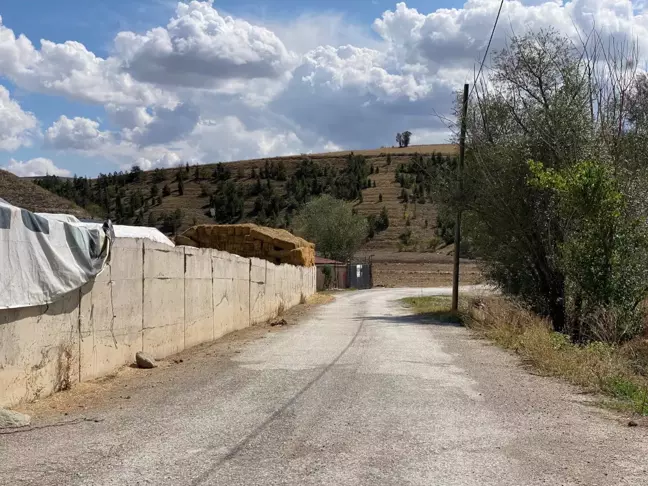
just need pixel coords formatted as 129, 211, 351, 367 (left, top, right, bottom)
2, 288, 648, 485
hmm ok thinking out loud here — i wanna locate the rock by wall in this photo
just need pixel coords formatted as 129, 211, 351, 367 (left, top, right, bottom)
0, 238, 316, 408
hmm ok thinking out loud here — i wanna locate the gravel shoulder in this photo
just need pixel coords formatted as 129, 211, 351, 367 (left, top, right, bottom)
1, 288, 647, 485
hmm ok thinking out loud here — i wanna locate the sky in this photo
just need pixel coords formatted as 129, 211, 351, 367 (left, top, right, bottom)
0, 0, 646, 177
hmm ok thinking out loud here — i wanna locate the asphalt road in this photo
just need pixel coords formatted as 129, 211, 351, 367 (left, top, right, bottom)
2, 288, 648, 485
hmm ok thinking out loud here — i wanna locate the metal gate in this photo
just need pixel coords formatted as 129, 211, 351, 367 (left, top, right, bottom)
347, 262, 373, 289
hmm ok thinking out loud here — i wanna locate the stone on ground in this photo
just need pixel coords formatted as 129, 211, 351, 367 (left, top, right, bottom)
135, 352, 157, 369
0, 409, 31, 429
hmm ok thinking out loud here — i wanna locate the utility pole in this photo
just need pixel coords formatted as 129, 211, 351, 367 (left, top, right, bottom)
452, 83, 469, 312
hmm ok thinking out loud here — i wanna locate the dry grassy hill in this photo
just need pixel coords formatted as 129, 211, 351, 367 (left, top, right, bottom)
0, 169, 89, 218
29, 144, 481, 287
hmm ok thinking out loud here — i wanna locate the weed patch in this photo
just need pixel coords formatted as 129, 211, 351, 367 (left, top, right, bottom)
402, 296, 463, 325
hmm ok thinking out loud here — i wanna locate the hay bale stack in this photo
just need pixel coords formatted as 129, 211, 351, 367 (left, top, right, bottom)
177, 224, 315, 267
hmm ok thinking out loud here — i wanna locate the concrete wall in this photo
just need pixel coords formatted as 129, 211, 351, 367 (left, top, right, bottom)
0, 239, 316, 408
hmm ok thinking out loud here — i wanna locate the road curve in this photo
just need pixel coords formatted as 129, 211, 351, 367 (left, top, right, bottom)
2, 287, 648, 485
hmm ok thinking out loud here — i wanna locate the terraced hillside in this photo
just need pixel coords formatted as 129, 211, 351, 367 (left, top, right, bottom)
31, 144, 482, 286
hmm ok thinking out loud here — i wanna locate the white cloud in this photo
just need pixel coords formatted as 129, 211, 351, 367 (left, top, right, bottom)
105, 104, 152, 130
0, 16, 175, 107
4, 157, 71, 177
44, 115, 113, 150
115, 0, 295, 88
373, 1, 648, 72
0, 86, 38, 151
1, 0, 648, 172
126, 103, 200, 146
267, 12, 379, 54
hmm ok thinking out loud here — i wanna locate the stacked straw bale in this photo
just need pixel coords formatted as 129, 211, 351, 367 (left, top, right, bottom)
176, 224, 315, 267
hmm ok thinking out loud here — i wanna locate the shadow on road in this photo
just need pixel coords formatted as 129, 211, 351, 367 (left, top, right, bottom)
360, 313, 464, 328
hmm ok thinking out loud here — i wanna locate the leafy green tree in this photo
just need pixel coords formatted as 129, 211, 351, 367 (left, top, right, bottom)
130, 165, 143, 183
528, 160, 648, 342
150, 184, 159, 199
210, 180, 244, 223
152, 169, 166, 183
147, 211, 158, 227
178, 177, 184, 196
401, 131, 412, 148
294, 195, 368, 262
433, 29, 648, 338
162, 184, 171, 197
376, 206, 390, 231
276, 160, 287, 181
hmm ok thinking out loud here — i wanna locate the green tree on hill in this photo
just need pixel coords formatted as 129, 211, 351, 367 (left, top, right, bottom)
294, 195, 368, 262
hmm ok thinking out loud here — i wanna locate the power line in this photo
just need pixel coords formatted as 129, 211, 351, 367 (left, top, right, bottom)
469, 0, 505, 99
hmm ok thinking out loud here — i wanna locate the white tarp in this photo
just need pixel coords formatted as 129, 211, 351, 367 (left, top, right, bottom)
0, 200, 111, 309
35, 214, 174, 247
76, 222, 174, 247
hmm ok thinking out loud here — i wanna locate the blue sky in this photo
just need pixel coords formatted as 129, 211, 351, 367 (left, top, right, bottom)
0, 0, 645, 177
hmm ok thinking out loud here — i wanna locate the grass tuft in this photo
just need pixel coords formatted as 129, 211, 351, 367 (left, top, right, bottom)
402, 296, 463, 325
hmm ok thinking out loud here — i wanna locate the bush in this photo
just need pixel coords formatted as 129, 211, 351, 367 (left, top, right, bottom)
376, 206, 390, 232
398, 228, 412, 245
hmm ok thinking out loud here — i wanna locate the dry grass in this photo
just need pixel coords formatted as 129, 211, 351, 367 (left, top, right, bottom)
310, 144, 458, 157
401, 296, 463, 324
0, 170, 90, 218
404, 295, 648, 415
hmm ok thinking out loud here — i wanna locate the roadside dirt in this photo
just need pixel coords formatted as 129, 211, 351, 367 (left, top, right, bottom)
373, 260, 482, 287
14, 294, 334, 422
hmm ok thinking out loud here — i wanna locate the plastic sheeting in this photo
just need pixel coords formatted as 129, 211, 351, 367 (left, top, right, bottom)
0, 200, 111, 309
35, 214, 174, 247
76, 223, 174, 247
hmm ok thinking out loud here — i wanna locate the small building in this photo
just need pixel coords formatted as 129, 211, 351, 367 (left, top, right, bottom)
315, 256, 374, 290
315, 256, 347, 290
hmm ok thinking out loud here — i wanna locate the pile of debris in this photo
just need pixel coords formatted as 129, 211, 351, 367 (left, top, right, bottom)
176, 224, 315, 267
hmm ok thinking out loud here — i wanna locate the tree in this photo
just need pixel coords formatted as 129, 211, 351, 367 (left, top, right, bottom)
401, 131, 412, 148
151, 169, 165, 183
147, 211, 158, 227
294, 195, 368, 262
185, 162, 190, 173
130, 165, 143, 183
432, 29, 648, 340
396, 133, 403, 148
378, 193, 383, 203
178, 178, 184, 196
376, 206, 390, 231
386, 154, 392, 165
528, 160, 648, 342
150, 184, 159, 199
367, 215, 377, 239
162, 184, 171, 197
276, 160, 287, 181
194, 166, 201, 181
163, 208, 184, 235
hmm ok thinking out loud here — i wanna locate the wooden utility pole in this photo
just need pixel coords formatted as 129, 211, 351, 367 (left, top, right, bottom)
452, 83, 469, 312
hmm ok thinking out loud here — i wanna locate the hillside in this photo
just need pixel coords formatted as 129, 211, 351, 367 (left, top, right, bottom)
30, 144, 481, 286
0, 169, 90, 218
